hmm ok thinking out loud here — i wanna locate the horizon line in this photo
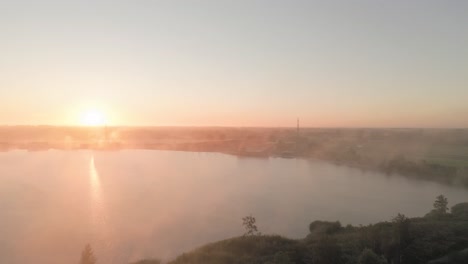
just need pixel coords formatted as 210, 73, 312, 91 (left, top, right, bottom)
0, 124, 467, 130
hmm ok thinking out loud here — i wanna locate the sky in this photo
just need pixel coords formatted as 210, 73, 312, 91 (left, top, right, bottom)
0, 0, 467, 127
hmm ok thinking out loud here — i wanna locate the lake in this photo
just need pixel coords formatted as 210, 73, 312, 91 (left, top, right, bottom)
1, 150, 467, 263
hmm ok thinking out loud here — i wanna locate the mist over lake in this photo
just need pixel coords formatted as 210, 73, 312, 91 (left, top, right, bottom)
1, 150, 467, 264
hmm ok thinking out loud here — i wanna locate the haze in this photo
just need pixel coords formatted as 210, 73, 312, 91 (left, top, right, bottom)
1, 0, 467, 127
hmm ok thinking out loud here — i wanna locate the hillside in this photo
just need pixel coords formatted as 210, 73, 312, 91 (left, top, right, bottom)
132, 197, 468, 264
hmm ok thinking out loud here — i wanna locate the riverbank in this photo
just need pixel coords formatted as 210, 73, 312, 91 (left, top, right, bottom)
2, 126, 468, 187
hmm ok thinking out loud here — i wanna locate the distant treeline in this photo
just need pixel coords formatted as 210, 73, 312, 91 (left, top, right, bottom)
381, 156, 468, 186
2, 126, 468, 187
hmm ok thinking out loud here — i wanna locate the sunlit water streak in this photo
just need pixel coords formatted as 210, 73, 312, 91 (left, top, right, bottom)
89, 155, 114, 263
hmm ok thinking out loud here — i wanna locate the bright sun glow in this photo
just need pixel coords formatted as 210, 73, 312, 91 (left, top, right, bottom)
81, 110, 107, 126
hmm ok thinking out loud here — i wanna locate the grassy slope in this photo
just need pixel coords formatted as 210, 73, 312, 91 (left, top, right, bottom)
169, 235, 301, 264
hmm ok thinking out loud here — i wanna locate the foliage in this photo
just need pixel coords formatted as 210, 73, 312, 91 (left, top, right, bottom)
309, 220, 342, 235
311, 235, 344, 264
130, 260, 161, 264
392, 213, 411, 246
358, 248, 388, 264
425, 195, 451, 219
242, 215, 260, 236
451, 203, 468, 219
168, 235, 299, 264
138, 195, 468, 264
434, 195, 449, 214
264, 251, 295, 264
427, 248, 468, 264
80, 244, 97, 264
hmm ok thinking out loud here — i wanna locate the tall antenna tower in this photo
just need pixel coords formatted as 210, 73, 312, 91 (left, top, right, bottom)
297, 118, 300, 135
295, 118, 300, 156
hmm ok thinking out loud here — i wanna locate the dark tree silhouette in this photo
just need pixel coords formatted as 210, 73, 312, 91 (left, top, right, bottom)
309, 220, 342, 235
242, 215, 260, 236
392, 213, 410, 264
131, 260, 161, 264
451, 202, 468, 219
433, 194, 449, 214
80, 244, 97, 264
312, 235, 343, 264
358, 248, 387, 264
271, 251, 294, 264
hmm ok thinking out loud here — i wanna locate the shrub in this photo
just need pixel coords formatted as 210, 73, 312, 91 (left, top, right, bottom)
358, 248, 388, 264
451, 203, 468, 219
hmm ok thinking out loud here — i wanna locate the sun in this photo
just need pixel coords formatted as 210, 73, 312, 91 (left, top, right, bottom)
81, 109, 107, 126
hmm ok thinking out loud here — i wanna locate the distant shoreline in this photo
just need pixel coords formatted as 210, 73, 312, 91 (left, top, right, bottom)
1, 144, 467, 190
1, 126, 467, 188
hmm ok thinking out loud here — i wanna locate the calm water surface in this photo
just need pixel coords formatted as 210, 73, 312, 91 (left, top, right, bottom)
1, 150, 467, 263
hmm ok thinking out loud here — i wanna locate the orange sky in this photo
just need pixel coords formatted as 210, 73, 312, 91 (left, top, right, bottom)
1, 1, 467, 128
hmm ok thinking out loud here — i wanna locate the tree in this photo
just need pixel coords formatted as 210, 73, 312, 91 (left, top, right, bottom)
433, 195, 449, 214
131, 260, 161, 264
358, 248, 388, 264
312, 235, 343, 264
309, 220, 342, 235
242, 215, 260, 236
392, 213, 410, 264
80, 244, 96, 264
272, 251, 294, 264
451, 202, 468, 219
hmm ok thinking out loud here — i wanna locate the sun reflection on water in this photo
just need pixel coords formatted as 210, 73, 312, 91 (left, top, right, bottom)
89, 155, 114, 263
90, 156, 102, 212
